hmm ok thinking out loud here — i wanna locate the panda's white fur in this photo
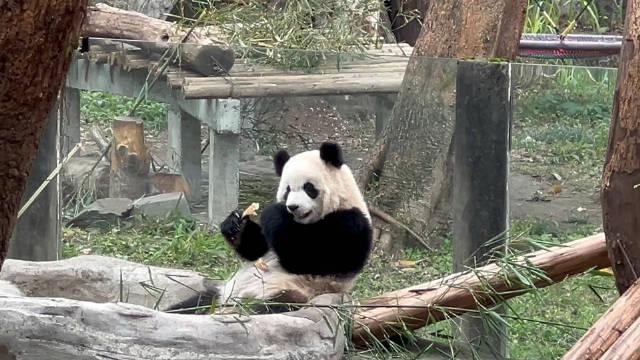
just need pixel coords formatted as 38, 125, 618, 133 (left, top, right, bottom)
167, 142, 372, 314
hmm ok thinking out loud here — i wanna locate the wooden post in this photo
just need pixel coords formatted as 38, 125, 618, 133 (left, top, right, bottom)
562, 278, 640, 360
8, 107, 61, 261
167, 106, 202, 203
208, 99, 241, 226
109, 117, 151, 199
61, 87, 81, 157
601, 0, 640, 294
452, 60, 511, 358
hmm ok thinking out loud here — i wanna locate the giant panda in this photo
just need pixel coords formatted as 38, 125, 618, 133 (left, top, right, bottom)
167, 142, 373, 314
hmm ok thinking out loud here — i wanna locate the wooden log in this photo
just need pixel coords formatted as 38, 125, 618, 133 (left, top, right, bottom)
562, 278, 640, 360
0, 255, 215, 310
601, 0, 640, 294
352, 233, 609, 347
600, 310, 640, 360
0, 293, 347, 360
109, 116, 151, 199
182, 73, 405, 99
82, 3, 235, 75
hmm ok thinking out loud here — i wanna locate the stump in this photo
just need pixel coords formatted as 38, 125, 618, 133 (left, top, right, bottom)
109, 116, 151, 199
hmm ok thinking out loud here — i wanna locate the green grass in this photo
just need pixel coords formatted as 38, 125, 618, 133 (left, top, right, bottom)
512, 66, 615, 189
62, 217, 615, 359
63, 216, 240, 279
80, 91, 168, 133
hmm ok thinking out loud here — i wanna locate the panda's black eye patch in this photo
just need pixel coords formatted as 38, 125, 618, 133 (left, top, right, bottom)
284, 185, 291, 200
303, 182, 318, 199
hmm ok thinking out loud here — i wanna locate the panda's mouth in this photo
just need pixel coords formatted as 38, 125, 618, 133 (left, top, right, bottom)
297, 211, 312, 220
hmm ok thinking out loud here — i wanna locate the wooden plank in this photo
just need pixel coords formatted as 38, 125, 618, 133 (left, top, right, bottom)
452, 60, 511, 358
182, 73, 405, 99
8, 108, 60, 261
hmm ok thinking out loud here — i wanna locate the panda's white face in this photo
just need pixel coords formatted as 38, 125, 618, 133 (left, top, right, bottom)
282, 179, 323, 224
273, 143, 371, 225
276, 151, 329, 224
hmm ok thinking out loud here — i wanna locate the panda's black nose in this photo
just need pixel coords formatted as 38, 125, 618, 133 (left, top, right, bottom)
287, 205, 299, 212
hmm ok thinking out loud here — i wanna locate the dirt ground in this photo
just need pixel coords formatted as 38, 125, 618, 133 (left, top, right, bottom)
66, 94, 603, 233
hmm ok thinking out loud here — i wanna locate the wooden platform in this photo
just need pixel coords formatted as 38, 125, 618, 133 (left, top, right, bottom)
77, 40, 414, 99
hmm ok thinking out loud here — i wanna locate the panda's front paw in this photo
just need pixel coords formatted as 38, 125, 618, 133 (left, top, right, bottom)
220, 210, 242, 242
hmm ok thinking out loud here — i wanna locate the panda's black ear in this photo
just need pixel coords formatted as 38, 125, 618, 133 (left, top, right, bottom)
273, 149, 290, 176
319, 142, 343, 168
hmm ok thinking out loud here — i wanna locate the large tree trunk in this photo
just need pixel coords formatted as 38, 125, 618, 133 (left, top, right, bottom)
601, 0, 640, 294
0, 0, 88, 270
360, 1, 527, 249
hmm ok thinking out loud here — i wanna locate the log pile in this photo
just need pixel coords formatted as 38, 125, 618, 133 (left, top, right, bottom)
81, 3, 235, 75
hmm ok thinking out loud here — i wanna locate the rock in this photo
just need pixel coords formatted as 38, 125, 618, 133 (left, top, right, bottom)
132, 192, 191, 219
66, 198, 133, 229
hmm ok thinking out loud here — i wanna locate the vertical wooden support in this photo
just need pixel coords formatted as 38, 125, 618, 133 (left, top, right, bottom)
452, 61, 511, 359
208, 99, 241, 226
167, 106, 202, 203
8, 106, 61, 261
61, 87, 81, 156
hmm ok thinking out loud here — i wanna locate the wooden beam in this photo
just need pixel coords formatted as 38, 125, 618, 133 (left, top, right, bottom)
181, 73, 405, 99
452, 60, 511, 357
352, 233, 609, 347
562, 278, 640, 360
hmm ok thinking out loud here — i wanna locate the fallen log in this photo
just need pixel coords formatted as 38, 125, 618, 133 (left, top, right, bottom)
82, 3, 235, 75
0, 255, 217, 310
562, 278, 640, 360
0, 293, 347, 360
352, 233, 609, 347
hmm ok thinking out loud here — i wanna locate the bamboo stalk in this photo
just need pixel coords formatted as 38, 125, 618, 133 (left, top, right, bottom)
18, 143, 82, 219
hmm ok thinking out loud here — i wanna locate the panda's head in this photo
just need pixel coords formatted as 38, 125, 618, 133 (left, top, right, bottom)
273, 142, 369, 225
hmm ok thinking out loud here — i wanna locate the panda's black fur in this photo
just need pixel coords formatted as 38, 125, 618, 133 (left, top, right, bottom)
223, 203, 371, 277
167, 142, 372, 314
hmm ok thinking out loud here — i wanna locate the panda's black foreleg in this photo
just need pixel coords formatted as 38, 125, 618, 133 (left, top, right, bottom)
220, 210, 269, 261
